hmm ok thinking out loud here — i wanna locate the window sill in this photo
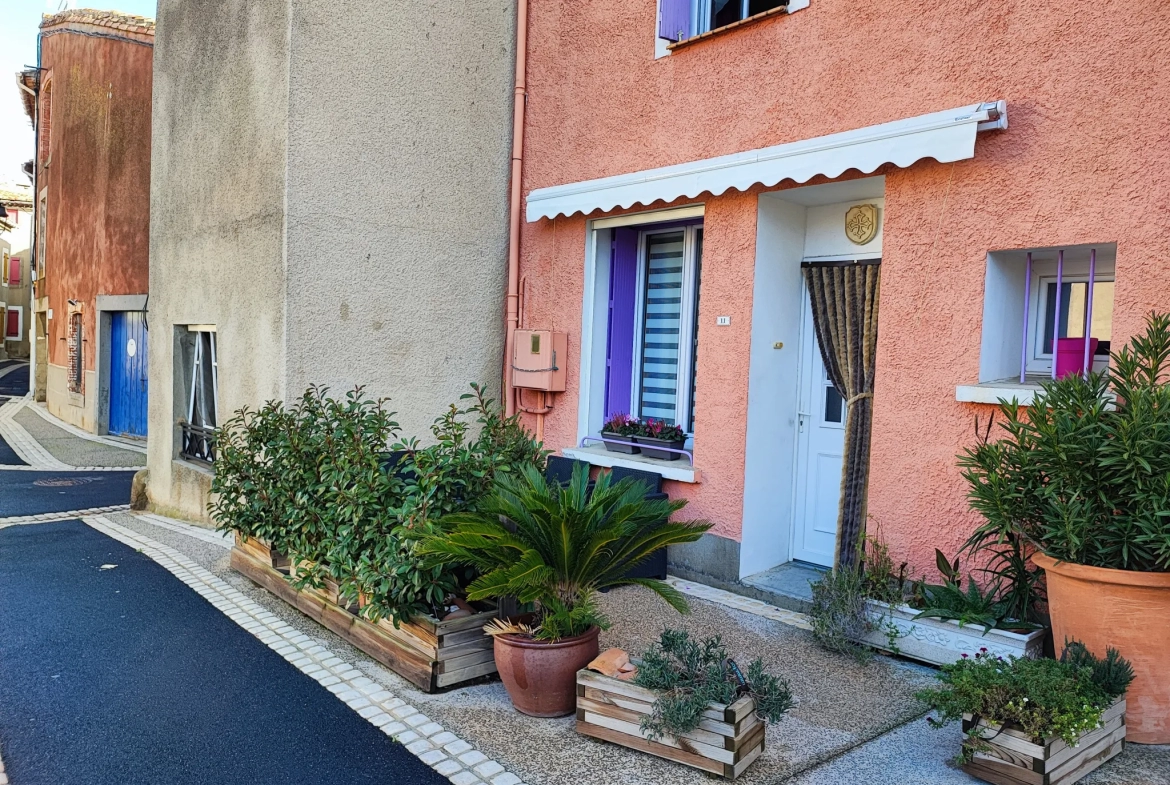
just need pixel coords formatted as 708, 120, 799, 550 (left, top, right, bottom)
562, 443, 702, 483
666, 3, 794, 52
956, 379, 1043, 406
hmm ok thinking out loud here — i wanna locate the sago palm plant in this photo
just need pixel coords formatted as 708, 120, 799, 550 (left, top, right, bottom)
418, 463, 711, 640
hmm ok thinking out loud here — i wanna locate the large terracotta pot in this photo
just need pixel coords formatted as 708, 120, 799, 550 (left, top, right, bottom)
1034, 552, 1170, 744
493, 626, 600, 717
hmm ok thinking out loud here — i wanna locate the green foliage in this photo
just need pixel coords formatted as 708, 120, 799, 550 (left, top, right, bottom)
349, 384, 548, 625
211, 383, 546, 626
809, 564, 877, 662
634, 630, 793, 740
860, 530, 908, 605
418, 463, 711, 641
1060, 640, 1135, 698
911, 549, 1041, 632
919, 644, 1132, 757
960, 312, 1170, 572
211, 385, 402, 579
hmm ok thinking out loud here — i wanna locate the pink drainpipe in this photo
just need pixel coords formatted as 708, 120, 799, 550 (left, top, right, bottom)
504, 0, 529, 417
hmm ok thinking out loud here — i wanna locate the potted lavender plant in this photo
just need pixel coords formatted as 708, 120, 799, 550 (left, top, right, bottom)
634, 419, 686, 461
601, 413, 640, 454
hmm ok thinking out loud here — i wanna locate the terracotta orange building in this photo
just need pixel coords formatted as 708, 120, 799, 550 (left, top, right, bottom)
23, 10, 153, 437
510, 0, 1170, 596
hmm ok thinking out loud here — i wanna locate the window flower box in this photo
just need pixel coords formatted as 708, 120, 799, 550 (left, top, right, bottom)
601, 431, 640, 454
959, 698, 1125, 785
633, 435, 685, 461
859, 601, 1048, 667
575, 669, 765, 780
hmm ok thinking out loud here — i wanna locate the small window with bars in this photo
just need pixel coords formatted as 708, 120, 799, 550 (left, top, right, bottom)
68, 312, 83, 393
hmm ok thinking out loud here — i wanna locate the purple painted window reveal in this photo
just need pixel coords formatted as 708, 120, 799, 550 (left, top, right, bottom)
605, 228, 639, 419
659, 0, 692, 42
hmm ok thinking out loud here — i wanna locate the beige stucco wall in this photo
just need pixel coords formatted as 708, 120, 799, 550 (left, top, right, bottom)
147, 0, 517, 523
282, 0, 516, 438
1, 208, 33, 360
146, 0, 290, 523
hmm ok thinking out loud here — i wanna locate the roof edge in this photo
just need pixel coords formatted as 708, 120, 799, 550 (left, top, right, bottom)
41, 9, 155, 38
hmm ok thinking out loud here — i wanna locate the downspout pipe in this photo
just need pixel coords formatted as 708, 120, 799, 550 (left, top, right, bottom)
503, 0, 528, 417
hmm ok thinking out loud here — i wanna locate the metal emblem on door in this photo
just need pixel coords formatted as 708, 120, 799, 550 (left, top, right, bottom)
126, 338, 137, 358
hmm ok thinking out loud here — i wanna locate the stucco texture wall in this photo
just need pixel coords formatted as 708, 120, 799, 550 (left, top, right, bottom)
38, 24, 152, 428
283, 0, 516, 439
147, 0, 290, 521
518, 0, 1170, 578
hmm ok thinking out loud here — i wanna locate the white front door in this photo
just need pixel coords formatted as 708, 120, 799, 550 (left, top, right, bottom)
791, 292, 846, 567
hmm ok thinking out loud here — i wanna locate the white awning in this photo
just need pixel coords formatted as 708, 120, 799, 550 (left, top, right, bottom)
526, 101, 1006, 222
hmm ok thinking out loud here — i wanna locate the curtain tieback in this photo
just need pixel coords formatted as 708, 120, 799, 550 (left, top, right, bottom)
847, 392, 874, 405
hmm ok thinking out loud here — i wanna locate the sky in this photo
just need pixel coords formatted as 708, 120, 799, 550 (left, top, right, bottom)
0, 0, 158, 186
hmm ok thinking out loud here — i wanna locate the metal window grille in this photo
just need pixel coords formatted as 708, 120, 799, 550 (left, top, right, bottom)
68, 312, 83, 393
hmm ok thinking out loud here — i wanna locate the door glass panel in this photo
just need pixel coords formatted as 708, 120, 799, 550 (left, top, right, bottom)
1041, 280, 1114, 355
824, 384, 843, 424
638, 231, 685, 424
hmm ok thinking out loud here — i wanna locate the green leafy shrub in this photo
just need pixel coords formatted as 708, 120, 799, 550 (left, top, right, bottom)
634, 630, 793, 740
919, 643, 1132, 759
212, 383, 547, 625
211, 385, 402, 579
960, 312, 1170, 572
347, 383, 548, 624
418, 463, 711, 641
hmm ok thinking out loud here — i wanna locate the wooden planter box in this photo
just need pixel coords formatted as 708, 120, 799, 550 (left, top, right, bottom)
960, 699, 1125, 785
575, 670, 765, 780
235, 534, 291, 572
230, 544, 498, 692
860, 601, 1049, 667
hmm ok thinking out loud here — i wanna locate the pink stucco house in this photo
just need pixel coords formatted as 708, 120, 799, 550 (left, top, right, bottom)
507, 0, 1170, 598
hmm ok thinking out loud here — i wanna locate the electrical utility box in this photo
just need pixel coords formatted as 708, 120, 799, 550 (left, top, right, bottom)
512, 330, 567, 392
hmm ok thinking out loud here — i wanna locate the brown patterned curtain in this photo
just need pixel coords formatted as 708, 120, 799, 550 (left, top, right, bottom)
803, 261, 881, 569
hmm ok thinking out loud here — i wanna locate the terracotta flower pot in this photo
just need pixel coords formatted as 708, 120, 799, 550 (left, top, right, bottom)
492, 626, 600, 717
1033, 552, 1170, 744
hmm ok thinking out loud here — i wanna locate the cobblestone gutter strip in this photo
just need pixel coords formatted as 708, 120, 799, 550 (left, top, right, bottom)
132, 512, 233, 548
81, 515, 527, 785
667, 575, 814, 631
0, 399, 70, 470
0, 505, 131, 528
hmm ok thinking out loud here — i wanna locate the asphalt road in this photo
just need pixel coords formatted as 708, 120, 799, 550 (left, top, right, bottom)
0, 520, 447, 785
0, 470, 135, 516
0, 363, 29, 397
0, 434, 25, 465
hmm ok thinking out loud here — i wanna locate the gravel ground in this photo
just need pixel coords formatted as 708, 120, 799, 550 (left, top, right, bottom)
13, 408, 145, 468
103, 512, 1169, 785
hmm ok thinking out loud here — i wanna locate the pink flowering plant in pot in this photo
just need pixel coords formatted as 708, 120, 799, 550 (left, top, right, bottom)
601, 413, 641, 454
634, 418, 686, 461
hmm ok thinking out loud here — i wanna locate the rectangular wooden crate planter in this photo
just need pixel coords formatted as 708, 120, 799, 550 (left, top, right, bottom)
960, 699, 1125, 785
575, 670, 765, 780
230, 544, 498, 692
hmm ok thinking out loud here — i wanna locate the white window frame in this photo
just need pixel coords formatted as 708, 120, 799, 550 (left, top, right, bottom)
4, 306, 22, 340
631, 224, 702, 435
1024, 258, 1115, 375
187, 327, 219, 429
577, 205, 705, 447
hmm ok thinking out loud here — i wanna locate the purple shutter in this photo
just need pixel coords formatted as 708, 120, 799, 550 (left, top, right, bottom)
604, 228, 639, 419
658, 0, 691, 42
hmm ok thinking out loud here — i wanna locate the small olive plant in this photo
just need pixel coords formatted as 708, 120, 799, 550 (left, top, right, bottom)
633, 630, 793, 740
918, 641, 1133, 763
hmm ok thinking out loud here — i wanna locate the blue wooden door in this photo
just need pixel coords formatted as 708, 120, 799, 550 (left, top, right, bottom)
109, 311, 148, 438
